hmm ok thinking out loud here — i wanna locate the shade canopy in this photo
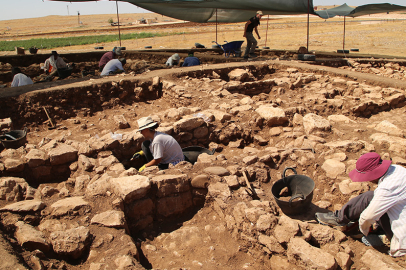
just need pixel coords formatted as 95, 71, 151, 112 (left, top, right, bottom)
48, 0, 315, 22
316, 3, 406, 19
48, 0, 406, 22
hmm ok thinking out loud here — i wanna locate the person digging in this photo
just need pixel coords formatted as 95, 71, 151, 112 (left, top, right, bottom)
132, 116, 184, 172
315, 152, 406, 257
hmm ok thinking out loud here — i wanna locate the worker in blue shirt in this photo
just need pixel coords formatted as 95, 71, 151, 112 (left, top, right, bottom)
182, 51, 200, 67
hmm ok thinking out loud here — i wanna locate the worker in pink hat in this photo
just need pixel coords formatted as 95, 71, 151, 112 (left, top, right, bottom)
316, 152, 406, 257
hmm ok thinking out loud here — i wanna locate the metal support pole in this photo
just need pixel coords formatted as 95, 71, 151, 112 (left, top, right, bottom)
216, 9, 218, 43
307, 0, 310, 51
343, 16, 346, 51
116, 1, 122, 47
265, 15, 270, 48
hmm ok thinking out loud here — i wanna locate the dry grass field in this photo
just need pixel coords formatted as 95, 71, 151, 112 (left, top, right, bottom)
1, 10, 406, 57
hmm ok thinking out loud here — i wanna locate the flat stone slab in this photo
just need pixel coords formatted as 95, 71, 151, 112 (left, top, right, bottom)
91, 210, 126, 228
0, 200, 45, 212
110, 175, 151, 203
50, 196, 90, 216
287, 237, 337, 270
203, 167, 230, 176
15, 221, 50, 252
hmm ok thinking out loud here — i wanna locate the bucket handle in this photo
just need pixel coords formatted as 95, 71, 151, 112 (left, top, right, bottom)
282, 167, 297, 179
289, 193, 305, 208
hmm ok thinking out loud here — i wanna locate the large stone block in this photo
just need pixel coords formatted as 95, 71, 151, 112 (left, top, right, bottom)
50, 226, 91, 259
361, 249, 403, 270
287, 237, 337, 270
255, 105, 288, 127
91, 210, 126, 228
322, 159, 346, 178
151, 174, 190, 197
303, 113, 331, 135
25, 149, 47, 168
50, 196, 90, 216
15, 221, 50, 252
156, 191, 193, 217
49, 144, 78, 165
110, 175, 151, 203
173, 117, 205, 132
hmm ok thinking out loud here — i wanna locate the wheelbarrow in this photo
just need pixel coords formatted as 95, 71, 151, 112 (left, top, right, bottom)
212, 40, 244, 58
272, 167, 315, 215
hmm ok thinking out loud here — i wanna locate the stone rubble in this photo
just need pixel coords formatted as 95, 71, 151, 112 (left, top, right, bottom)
1, 63, 405, 269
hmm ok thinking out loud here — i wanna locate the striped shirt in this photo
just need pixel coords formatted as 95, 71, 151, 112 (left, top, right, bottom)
359, 165, 406, 257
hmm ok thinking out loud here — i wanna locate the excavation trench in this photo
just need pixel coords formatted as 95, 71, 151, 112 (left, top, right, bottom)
1, 57, 406, 269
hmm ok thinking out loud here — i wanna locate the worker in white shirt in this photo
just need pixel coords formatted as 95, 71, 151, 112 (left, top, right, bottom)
100, 58, 126, 76
11, 67, 33, 87
165, 53, 180, 67
316, 152, 406, 257
44, 51, 67, 77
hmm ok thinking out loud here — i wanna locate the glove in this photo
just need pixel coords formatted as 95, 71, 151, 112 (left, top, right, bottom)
131, 150, 144, 161
139, 165, 146, 172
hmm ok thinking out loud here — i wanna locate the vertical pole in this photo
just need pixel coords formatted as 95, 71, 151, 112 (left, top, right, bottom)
216, 9, 218, 43
116, 1, 122, 47
343, 16, 346, 51
265, 15, 270, 48
307, 0, 310, 51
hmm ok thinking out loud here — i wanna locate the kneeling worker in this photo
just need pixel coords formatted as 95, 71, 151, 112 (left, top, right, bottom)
99, 47, 122, 72
165, 53, 180, 67
133, 116, 184, 172
182, 51, 200, 67
101, 58, 126, 76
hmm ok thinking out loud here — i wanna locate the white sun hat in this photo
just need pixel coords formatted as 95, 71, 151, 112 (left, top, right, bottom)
172, 53, 180, 61
137, 116, 158, 132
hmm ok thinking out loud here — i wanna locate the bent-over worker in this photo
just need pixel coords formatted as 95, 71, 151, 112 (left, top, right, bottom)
99, 47, 122, 72
182, 51, 200, 67
133, 116, 184, 172
11, 67, 33, 87
100, 58, 126, 76
165, 53, 180, 67
316, 152, 406, 257
243, 11, 263, 59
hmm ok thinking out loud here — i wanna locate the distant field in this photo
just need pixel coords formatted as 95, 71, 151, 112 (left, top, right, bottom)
0, 32, 183, 51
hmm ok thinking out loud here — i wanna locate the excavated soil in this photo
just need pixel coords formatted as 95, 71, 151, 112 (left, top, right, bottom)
1, 56, 406, 269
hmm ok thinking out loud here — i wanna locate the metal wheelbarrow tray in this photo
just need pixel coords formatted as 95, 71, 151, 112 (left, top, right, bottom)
212, 40, 244, 58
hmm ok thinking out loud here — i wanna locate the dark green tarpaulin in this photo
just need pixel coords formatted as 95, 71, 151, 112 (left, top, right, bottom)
48, 0, 406, 22
49, 0, 315, 22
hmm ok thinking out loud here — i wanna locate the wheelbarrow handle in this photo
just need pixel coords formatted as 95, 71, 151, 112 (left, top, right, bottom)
289, 193, 305, 208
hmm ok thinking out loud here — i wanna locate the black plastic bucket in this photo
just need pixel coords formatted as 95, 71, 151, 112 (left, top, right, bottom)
0, 128, 27, 149
272, 167, 315, 215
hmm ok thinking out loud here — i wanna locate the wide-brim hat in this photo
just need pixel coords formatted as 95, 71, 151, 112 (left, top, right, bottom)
349, 152, 391, 182
172, 53, 180, 61
137, 116, 157, 132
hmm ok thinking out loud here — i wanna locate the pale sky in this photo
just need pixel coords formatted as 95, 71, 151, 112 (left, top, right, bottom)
1, 0, 405, 21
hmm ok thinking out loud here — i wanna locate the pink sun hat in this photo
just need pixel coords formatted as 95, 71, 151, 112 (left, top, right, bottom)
349, 152, 391, 182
